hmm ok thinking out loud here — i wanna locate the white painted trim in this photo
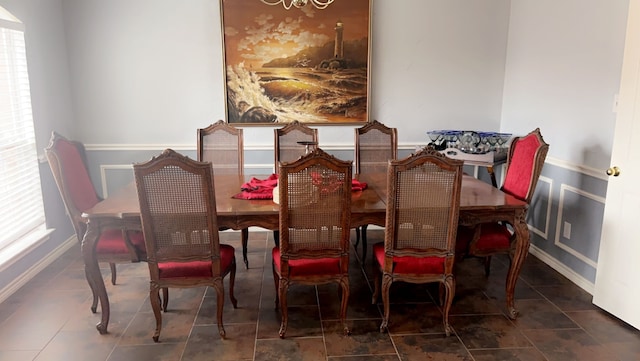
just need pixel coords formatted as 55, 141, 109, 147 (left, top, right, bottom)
0, 235, 76, 304
86, 144, 194, 151
546, 156, 608, 180
0, 226, 54, 272
530, 175, 553, 239
85, 142, 463, 153
554, 184, 605, 269
99, 164, 133, 197
529, 244, 595, 295
84, 144, 608, 180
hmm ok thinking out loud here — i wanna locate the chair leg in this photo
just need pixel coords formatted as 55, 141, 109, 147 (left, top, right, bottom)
150, 286, 162, 342
379, 274, 392, 333
213, 279, 226, 339
272, 261, 279, 309
371, 264, 381, 304
278, 278, 289, 338
272, 230, 280, 248
161, 288, 169, 312
229, 258, 238, 308
442, 276, 456, 337
109, 263, 117, 285
438, 282, 445, 306
339, 279, 351, 336
484, 256, 492, 276
241, 228, 249, 269
354, 227, 361, 250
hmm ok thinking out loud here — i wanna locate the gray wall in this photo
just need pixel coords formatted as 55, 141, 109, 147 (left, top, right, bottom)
0, 0, 630, 297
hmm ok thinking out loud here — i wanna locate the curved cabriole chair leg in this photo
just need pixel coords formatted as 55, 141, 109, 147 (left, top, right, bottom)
214, 280, 226, 339
379, 275, 392, 333
340, 280, 351, 336
442, 277, 455, 337
150, 287, 162, 342
278, 279, 288, 338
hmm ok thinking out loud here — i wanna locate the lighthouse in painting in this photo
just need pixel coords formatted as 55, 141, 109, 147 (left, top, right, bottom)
334, 20, 344, 58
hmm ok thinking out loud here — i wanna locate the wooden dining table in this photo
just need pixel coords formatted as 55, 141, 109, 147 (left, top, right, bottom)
81, 173, 528, 334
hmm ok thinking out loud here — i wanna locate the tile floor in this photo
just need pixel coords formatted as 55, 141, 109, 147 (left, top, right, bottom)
0, 230, 639, 361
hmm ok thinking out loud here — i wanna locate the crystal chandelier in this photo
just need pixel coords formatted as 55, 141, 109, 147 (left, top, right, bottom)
260, 0, 335, 10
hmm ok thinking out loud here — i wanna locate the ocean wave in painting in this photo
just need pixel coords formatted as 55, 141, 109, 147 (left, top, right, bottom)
226, 63, 367, 124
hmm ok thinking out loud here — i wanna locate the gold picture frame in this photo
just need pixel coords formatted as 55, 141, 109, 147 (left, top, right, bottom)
220, 0, 372, 125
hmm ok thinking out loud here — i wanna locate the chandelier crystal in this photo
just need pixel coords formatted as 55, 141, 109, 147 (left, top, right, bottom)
260, 0, 335, 10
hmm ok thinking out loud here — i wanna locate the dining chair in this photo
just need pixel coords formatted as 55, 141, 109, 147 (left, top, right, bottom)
133, 149, 238, 342
197, 120, 244, 174
45, 131, 146, 312
198, 120, 250, 269
274, 120, 318, 173
371, 146, 463, 336
272, 147, 352, 338
272, 120, 319, 246
457, 128, 549, 275
354, 120, 398, 262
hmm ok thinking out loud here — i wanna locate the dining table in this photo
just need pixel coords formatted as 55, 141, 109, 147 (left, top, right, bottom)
81, 173, 528, 334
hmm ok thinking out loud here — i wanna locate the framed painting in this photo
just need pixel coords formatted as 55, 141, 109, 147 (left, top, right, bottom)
220, 0, 371, 125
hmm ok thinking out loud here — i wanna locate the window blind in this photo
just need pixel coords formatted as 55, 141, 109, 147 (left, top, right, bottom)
0, 20, 46, 251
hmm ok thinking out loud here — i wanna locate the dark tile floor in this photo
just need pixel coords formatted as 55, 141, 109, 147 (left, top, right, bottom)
1, 230, 639, 361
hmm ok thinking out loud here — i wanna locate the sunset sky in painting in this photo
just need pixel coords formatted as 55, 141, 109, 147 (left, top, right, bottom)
221, 0, 370, 68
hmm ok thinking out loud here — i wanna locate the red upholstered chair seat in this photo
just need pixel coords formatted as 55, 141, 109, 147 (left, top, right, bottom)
474, 223, 512, 251
95, 229, 146, 255
373, 243, 444, 274
272, 247, 341, 277
456, 223, 512, 256
158, 244, 235, 279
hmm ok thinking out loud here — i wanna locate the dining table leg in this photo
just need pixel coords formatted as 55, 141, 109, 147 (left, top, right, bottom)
505, 209, 529, 319
486, 165, 498, 188
81, 220, 110, 334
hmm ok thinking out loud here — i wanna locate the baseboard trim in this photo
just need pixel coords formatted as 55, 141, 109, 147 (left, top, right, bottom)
529, 244, 595, 295
0, 236, 77, 304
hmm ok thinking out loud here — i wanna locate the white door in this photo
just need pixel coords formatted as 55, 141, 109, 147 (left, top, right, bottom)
593, 0, 640, 331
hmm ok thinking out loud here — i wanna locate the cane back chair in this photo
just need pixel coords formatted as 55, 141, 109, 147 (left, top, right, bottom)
274, 120, 318, 173
198, 120, 250, 269
372, 147, 463, 336
134, 149, 237, 342
354, 120, 398, 262
272, 148, 352, 338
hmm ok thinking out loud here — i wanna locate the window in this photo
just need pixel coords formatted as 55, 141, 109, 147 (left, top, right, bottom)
0, 11, 46, 254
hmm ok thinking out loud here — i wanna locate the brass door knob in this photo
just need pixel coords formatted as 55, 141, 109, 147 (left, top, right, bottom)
606, 166, 621, 177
